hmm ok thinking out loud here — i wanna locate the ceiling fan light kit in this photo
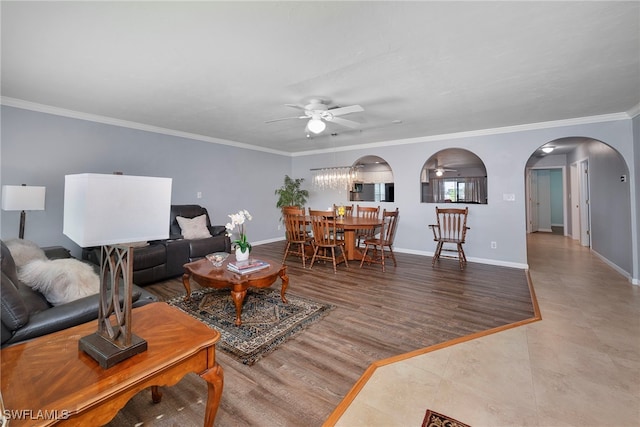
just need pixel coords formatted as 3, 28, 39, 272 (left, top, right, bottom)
307, 118, 326, 134
266, 97, 363, 136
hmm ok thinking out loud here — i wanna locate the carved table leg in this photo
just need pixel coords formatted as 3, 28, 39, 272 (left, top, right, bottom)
279, 266, 289, 304
201, 363, 224, 427
182, 272, 192, 302
230, 289, 247, 326
151, 385, 163, 403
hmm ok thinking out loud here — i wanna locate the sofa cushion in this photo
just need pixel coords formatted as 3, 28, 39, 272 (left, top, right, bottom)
176, 214, 213, 239
5, 239, 47, 268
18, 259, 100, 306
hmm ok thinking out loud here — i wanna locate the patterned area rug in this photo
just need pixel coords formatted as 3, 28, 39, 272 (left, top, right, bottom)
168, 288, 333, 365
422, 409, 471, 427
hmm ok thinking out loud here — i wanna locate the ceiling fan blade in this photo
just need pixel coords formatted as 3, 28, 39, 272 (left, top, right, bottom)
265, 116, 306, 123
327, 116, 361, 129
284, 104, 307, 111
328, 105, 364, 116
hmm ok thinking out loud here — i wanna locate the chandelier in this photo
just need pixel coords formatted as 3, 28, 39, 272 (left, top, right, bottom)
311, 166, 359, 191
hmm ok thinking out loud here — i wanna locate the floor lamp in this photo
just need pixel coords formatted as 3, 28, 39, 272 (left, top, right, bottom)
63, 173, 172, 369
1, 185, 46, 239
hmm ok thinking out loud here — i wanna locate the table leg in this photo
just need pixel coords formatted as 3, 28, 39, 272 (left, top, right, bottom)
279, 266, 289, 303
343, 229, 356, 260
182, 271, 192, 302
201, 363, 224, 427
151, 385, 163, 403
230, 289, 247, 326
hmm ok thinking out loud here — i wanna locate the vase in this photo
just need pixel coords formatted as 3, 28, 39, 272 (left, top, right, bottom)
235, 247, 250, 262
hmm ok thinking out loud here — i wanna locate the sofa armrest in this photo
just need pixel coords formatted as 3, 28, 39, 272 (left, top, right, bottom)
4, 285, 155, 347
208, 225, 227, 237
42, 246, 72, 260
6, 294, 103, 345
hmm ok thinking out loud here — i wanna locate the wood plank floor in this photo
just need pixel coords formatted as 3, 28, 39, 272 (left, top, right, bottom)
109, 241, 535, 426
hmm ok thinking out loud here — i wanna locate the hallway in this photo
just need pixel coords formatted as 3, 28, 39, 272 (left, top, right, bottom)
334, 232, 640, 426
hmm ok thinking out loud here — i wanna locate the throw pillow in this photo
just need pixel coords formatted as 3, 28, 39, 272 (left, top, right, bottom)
5, 238, 47, 268
18, 258, 100, 306
176, 214, 212, 239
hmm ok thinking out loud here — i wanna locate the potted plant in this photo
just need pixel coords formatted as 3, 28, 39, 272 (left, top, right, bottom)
275, 175, 309, 212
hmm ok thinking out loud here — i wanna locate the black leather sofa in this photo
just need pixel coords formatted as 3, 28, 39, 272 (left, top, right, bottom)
83, 204, 231, 286
1, 240, 157, 348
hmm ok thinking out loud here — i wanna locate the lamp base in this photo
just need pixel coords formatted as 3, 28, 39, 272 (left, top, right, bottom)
79, 332, 147, 369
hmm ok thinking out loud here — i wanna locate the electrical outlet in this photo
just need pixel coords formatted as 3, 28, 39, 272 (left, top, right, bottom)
491, 241, 497, 249
196, 191, 202, 199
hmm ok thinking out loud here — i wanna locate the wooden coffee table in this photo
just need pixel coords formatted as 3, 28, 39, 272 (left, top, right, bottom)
0, 302, 223, 427
183, 256, 289, 326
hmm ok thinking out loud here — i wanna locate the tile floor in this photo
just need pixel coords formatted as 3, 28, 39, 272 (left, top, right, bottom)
335, 232, 640, 426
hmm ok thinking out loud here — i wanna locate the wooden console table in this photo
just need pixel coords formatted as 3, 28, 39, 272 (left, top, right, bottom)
0, 302, 223, 426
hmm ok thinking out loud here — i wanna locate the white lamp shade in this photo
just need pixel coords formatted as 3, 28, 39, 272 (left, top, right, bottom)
1, 185, 46, 211
63, 174, 172, 247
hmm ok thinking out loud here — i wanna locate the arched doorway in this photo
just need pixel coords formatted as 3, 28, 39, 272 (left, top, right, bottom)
525, 137, 633, 277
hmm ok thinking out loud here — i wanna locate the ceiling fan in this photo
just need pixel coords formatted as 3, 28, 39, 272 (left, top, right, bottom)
265, 98, 364, 135
432, 160, 456, 177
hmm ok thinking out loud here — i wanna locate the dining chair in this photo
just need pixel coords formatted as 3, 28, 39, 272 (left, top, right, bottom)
359, 208, 399, 272
428, 206, 470, 270
308, 209, 349, 273
355, 205, 380, 247
282, 210, 313, 268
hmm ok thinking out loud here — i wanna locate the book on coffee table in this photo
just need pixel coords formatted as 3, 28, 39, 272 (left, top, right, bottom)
227, 259, 270, 274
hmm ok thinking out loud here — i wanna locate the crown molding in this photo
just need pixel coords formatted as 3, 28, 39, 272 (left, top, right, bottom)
0, 97, 290, 156
292, 111, 632, 156
2, 96, 632, 158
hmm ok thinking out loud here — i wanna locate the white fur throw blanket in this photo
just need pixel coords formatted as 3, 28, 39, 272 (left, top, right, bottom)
5, 238, 47, 267
18, 258, 100, 306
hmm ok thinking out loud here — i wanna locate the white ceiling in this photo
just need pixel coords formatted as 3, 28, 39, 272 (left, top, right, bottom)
2, 1, 638, 155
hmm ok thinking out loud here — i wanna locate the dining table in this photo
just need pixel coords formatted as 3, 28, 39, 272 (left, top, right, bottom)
333, 216, 383, 261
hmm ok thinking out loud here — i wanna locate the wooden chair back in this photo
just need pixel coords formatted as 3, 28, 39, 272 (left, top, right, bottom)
308, 209, 340, 246
380, 208, 399, 245
431, 207, 469, 243
283, 211, 309, 243
356, 205, 379, 219
355, 205, 380, 245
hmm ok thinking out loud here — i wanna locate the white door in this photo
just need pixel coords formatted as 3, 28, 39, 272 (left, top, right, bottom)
579, 160, 591, 247
529, 170, 539, 232
536, 170, 552, 232
570, 163, 580, 240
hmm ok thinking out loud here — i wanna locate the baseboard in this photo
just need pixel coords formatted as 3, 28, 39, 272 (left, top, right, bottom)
394, 248, 529, 270
590, 248, 636, 284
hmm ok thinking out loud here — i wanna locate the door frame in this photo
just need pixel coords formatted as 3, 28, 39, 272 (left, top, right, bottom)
526, 165, 567, 235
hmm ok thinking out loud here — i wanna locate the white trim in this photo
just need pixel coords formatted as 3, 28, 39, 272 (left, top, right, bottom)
292, 111, 631, 157
590, 248, 636, 285
1, 96, 632, 158
250, 241, 530, 270
0, 97, 291, 156
627, 103, 640, 118
396, 248, 529, 270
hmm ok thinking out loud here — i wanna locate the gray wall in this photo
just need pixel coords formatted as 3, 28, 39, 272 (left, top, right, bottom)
293, 119, 637, 281
568, 140, 633, 276
2, 105, 638, 283
0, 106, 290, 256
